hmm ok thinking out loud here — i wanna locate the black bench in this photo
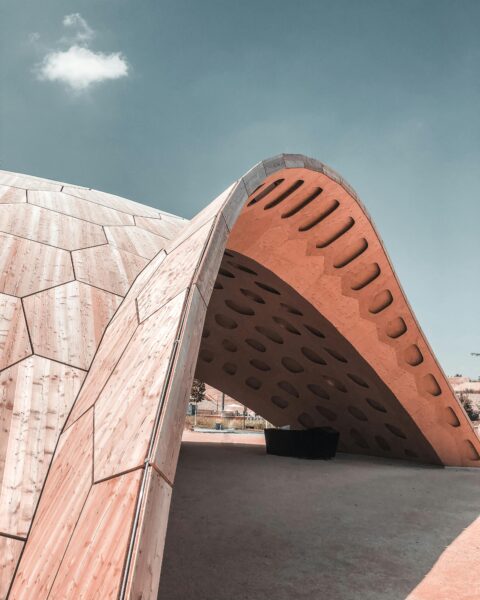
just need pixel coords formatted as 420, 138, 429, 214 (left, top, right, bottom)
264, 427, 339, 459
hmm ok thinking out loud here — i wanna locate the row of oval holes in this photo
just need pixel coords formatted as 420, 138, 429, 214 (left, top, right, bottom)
218, 259, 445, 400
200, 342, 417, 453
244, 181, 450, 407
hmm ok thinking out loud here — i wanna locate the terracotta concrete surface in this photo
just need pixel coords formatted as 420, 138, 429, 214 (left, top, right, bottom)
159, 442, 480, 600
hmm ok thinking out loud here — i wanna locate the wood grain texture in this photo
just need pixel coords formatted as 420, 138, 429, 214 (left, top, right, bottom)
125, 468, 172, 600
48, 469, 142, 600
0, 356, 85, 537
0, 535, 23, 600
64, 299, 139, 428
105, 225, 168, 259
153, 286, 206, 483
23, 281, 121, 370
8, 408, 93, 600
137, 219, 214, 322
0, 204, 106, 250
62, 186, 161, 218
0, 185, 26, 204
0, 232, 74, 297
0, 170, 62, 192
28, 191, 135, 226
94, 290, 187, 482
65, 250, 167, 429
72, 244, 149, 296
194, 215, 229, 306
134, 215, 186, 239
0, 294, 32, 370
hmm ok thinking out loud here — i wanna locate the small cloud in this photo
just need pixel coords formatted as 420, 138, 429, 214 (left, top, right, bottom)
38, 45, 128, 91
33, 13, 129, 92
62, 13, 94, 43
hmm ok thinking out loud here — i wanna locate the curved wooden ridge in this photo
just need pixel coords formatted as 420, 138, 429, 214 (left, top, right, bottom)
0, 156, 478, 599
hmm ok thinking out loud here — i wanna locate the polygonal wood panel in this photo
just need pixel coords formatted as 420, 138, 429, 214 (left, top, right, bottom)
94, 290, 187, 482
136, 219, 214, 322
0, 170, 62, 192
0, 294, 31, 370
134, 215, 187, 239
0, 535, 23, 599
0, 232, 74, 297
28, 191, 135, 226
125, 468, 172, 600
0, 356, 85, 537
23, 281, 121, 370
62, 186, 161, 218
0, 203, 106, 250
9, 409, 93, 600
0, 185, 26, 204
47, 469, 142, 600
72, 244, 149, 296
104, 225, 168, 259
153, 286, 207, 483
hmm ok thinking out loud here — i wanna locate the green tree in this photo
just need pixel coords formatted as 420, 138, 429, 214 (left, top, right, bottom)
459, 391, 479, 421
190, 379, 206, 405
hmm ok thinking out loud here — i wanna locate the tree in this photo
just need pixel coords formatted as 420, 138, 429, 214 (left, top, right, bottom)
459, 391, 479, 422
190, 379, 206, 405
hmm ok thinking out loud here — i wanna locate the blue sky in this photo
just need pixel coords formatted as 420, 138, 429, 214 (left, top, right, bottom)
1, 0, 479, 377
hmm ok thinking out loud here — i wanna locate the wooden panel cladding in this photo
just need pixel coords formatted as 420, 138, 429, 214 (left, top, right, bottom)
0, 293, 32, 370
0, 185, 26, 204
47, 470, 142, 599
73, 244, 149, 296
2, 156, 480, 600
28, 191, 135, 226
0, 203, 106, 250
9, 409, 94, 599
0, 536, 23, 599
23, 281, 121, 370
0, 356, 85, 537
104, 225, 168, 259
0, 232, 74, 297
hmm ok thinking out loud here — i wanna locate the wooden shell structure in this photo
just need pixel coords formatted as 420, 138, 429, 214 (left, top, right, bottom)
1, 156, 479, 599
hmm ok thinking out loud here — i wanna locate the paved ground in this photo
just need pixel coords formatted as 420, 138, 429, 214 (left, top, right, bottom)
158, 440, 480, 600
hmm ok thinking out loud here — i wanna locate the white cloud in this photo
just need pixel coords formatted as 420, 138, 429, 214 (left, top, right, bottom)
62, 13, 94, 43
39, 45, 129, 91
34, 14, 129, 92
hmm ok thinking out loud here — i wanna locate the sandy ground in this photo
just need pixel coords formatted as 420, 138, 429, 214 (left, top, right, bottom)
158, 439, 480, 600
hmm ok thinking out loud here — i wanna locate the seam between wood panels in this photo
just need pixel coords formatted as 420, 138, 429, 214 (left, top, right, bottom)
93, 464, 145, 486
20, 278, 76, 301
61, 319, 140, 433
132, 215, 175, 241
44, 484, 94, 600
116, 218, 221, 595
7, 407, 94, 599
164, 215, 216, 255
0, 227, 108, 252
117, 286, 193, 599
61, 189, 164, 220
0, 532, 27, 542
150, 462, 174, 488
26, 194, 136, 228
20, 298, 34, 357
138, 216, 217, 325
0, 352, 34, 376
60, 250, 156, 434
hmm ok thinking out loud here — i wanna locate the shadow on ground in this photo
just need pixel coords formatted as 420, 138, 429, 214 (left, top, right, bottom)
158, 442, 480, 600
